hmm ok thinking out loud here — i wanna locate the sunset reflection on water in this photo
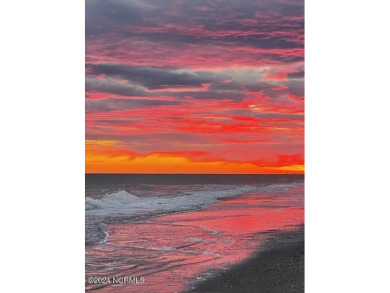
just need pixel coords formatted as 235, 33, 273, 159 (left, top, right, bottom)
85, 184, 303, 292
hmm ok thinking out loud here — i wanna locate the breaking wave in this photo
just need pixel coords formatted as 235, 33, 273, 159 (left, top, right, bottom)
85, 186, 255, 217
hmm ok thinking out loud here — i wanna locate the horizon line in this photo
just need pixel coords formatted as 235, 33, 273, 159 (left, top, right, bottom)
85, 173, 304, 175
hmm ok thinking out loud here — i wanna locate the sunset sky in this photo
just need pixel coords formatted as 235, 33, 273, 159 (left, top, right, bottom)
85, 0, 304, 174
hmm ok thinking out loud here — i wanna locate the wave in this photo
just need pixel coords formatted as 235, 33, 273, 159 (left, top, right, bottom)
85, 190, 140, 210
85, 182, 302, 245
85, 185, 256, 217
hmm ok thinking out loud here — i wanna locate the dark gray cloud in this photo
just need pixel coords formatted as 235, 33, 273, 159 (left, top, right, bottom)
86, 64, 256, 100
285, 80, 304, 98
85, 0, 156, 36
88, 64, 213, 89
86, 98, 182, 113
86, 77, 149, 96
86, 0, 304, 52
288, 71, 305, 79
86, 64, 303, 102
85, 132, 206, 145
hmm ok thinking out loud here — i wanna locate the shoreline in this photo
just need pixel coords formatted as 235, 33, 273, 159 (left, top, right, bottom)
85, 182, 304, 292
189, 226, 304, 293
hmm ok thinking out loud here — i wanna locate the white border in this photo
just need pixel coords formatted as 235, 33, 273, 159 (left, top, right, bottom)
0, 0, 84, 292
1, 0, 389, 292
306, 0, 390, 292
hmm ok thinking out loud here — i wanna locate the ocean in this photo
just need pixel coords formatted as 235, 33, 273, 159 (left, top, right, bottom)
85, 174, 304, 292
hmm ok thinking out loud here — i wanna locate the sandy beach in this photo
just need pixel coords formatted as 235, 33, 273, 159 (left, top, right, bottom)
191, 227, 304, 293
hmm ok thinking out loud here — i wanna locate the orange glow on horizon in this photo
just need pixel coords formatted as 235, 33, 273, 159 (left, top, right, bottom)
86, 150, 304, 174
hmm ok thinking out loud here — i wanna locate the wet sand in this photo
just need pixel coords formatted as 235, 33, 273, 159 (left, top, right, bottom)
190, 227, 304, 293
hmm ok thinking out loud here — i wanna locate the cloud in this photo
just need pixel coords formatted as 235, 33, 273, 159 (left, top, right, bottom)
288, 70, 304, 78
86, 64, 304, 102
85, 0, 305, 172
88, 63, 213, 89
86, 97, 182, 112
86, 0, 304, 67
85, 77, 149, 96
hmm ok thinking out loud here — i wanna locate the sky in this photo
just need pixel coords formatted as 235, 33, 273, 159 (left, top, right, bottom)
85, 0, 304, 174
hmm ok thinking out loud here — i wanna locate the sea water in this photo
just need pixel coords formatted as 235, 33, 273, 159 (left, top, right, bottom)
85, 174, 304, 292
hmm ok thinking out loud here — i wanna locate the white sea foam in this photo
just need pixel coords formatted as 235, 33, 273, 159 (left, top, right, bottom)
85, 182, 303, 245
85, 190, 140, 211
85, 185, 257, 218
